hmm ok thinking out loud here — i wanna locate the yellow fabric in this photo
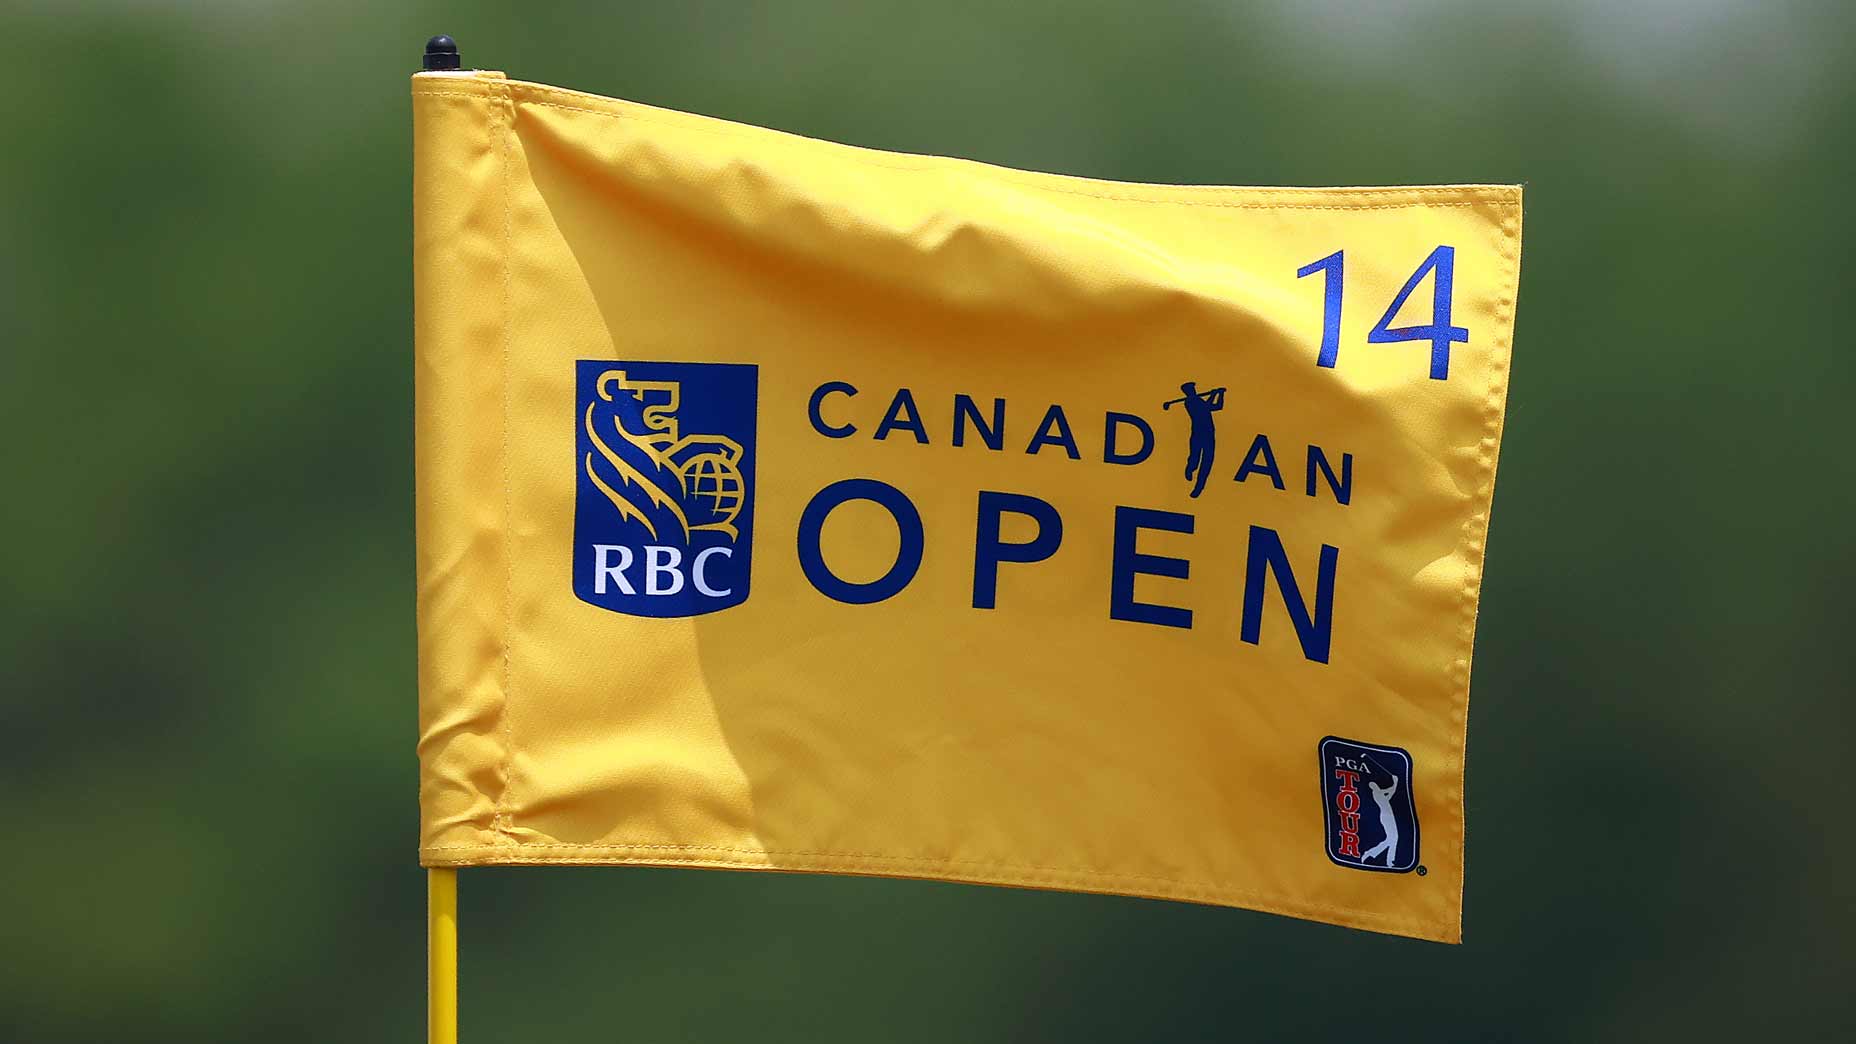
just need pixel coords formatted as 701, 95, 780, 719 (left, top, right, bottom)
413, 70, 1522, 943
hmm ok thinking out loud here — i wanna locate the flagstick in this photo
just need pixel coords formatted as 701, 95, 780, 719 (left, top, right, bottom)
429, 868, 458, 1043
420, 31, 463, 1044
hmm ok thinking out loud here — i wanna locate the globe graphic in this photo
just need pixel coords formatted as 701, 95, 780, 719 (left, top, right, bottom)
678, 451, 746, 530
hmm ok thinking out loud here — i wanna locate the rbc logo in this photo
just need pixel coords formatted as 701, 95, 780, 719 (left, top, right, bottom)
573, 360, 758, 617
1320, 737, 1419, 873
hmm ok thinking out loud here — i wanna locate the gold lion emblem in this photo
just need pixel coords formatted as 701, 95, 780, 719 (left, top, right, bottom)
583, 369, 746, 541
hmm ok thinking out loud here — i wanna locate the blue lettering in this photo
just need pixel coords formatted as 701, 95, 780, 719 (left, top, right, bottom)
953, 394, 1005, 451
1234, 433, 1284, 489
1110, 506, 1193, 629
1240, 524, 1338, 664
808, 381, 858, 438
1026, 404, 1081, 459
972, 491, 1063, 610
797, 479, 925, 604
1306, 445, 1352, 505
1103, 412, 1154, 466
874, 387, 929, 443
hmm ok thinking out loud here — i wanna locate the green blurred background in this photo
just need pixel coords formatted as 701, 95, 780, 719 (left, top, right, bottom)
2, 1, 1847, 1040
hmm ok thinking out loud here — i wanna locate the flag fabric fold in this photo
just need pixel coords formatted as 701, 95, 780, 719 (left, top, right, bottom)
414, 70, 1522, 943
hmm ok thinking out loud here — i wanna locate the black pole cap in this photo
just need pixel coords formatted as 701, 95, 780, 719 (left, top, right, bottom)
423, 35, 461, 72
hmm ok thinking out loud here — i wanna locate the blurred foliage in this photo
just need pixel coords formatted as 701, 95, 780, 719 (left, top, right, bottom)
0, 1, 1848, 1040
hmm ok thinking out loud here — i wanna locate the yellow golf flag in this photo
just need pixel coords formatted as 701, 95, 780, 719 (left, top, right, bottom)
413, 70, 1522, 943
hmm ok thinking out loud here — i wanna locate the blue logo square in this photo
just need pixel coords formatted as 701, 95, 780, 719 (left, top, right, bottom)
1320, 736, 1420, 873
573, 360, 758, 617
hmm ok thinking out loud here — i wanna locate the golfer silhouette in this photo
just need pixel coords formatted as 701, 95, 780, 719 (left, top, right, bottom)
1359, 773, 1401, 866
1162, 381, 1225, 498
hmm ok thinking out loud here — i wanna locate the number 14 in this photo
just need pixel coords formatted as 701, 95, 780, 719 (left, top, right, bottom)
1296, 246, 1468, 380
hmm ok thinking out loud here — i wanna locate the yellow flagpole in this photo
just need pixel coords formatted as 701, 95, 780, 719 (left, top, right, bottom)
421, 36, 464, 1044
429, 868, 458, 1043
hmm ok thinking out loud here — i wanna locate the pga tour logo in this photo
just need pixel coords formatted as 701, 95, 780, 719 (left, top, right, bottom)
573, 360, 759, 618
1320, 737, 1419, 873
